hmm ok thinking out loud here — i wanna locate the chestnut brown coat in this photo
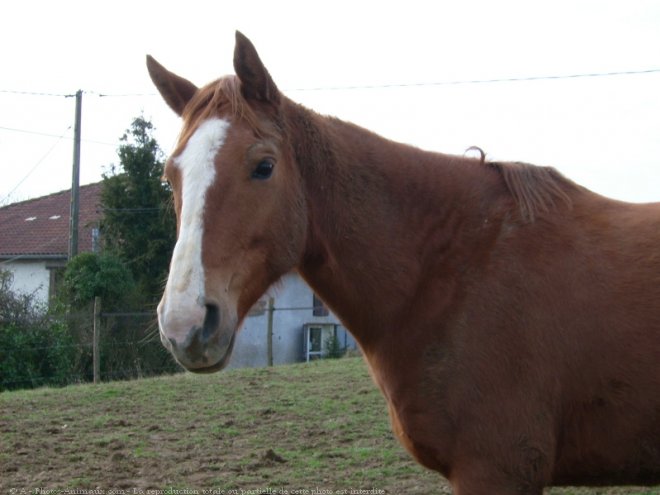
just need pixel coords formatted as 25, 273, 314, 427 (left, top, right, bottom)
148, 32, 660, 494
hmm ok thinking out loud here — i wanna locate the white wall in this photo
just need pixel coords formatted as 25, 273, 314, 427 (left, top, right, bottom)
3, 260, 51, 304
228, 272, 352, 369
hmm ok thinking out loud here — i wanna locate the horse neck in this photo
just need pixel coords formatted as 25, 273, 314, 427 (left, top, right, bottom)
284, 101, 503, 350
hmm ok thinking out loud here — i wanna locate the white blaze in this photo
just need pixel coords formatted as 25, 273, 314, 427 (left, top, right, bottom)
159, 118, 230, 324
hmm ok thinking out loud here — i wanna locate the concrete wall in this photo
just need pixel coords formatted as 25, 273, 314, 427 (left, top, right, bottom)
228, 272, 357, 369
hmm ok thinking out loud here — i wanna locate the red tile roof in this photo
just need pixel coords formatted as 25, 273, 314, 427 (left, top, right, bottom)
0, 183, 102, 259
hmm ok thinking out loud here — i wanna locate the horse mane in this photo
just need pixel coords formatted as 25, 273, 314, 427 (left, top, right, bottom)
487, 160, 577, 222
181, 80, 576, 224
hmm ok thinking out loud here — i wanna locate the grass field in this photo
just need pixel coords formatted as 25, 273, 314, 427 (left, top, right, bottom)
0, 357, 658, 494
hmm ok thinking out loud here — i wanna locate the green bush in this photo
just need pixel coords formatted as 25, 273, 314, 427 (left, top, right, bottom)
58, 255, 178, 383
0, 271, 81, 391
324, 333, 346, 359
62, 252, 134, 308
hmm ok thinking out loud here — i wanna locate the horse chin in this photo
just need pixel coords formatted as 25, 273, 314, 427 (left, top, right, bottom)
182, 331, 237, 374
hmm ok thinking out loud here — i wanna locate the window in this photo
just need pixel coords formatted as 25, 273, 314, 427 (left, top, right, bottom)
304, 323, 340, 361
309, 327, 323, 354
312, 293, 329, 317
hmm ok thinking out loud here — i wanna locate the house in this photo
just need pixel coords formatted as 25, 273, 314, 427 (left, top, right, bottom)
0, 183, 103, 303
231, 273, 357, 368
0, 184, 356, 366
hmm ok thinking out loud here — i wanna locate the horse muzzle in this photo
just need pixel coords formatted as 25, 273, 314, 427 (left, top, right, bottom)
157, 300, 237, 373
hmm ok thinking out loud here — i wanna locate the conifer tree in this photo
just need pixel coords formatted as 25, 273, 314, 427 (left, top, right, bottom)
101, 116, 175, 304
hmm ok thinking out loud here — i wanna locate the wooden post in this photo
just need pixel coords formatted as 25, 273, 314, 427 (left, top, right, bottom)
267, 297, 274, 367
93, 296, 101, 383
68, 90, 82, 260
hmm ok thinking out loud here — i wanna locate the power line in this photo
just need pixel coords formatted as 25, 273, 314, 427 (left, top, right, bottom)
287, 68, 660, 92
98, 207, 164, 212
0, 89, 157, 99
0, 125, 117, 147
0, 125, 72, 206
0, 125, 72, 139
2, 67, 659, 99
91, 90, 158, 98
0, 89, 75, 98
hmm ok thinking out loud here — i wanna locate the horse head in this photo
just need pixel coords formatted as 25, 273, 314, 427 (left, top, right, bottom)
147, 32, 307, 372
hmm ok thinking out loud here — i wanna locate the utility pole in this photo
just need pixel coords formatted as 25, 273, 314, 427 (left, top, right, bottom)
68, 89, 82, 260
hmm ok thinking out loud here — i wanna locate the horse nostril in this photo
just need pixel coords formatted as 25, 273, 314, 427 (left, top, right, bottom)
202, 303, 220, 342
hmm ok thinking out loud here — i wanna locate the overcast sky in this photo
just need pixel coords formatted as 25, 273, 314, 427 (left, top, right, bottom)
1, 0, 659, 206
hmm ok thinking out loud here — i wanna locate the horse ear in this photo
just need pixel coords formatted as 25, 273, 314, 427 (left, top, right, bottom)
233, 31, 280, 105
146, 55, 198, 116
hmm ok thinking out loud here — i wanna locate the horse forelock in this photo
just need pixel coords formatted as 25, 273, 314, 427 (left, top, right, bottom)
175, 76, 272, 155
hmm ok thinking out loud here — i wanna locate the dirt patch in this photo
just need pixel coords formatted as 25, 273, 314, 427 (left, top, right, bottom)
0, 360, 443, 493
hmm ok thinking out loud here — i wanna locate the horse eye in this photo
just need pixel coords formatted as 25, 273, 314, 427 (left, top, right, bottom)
251, 160, 274, 180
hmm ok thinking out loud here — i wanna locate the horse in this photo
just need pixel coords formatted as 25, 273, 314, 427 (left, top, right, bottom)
147, 32, 660, 494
